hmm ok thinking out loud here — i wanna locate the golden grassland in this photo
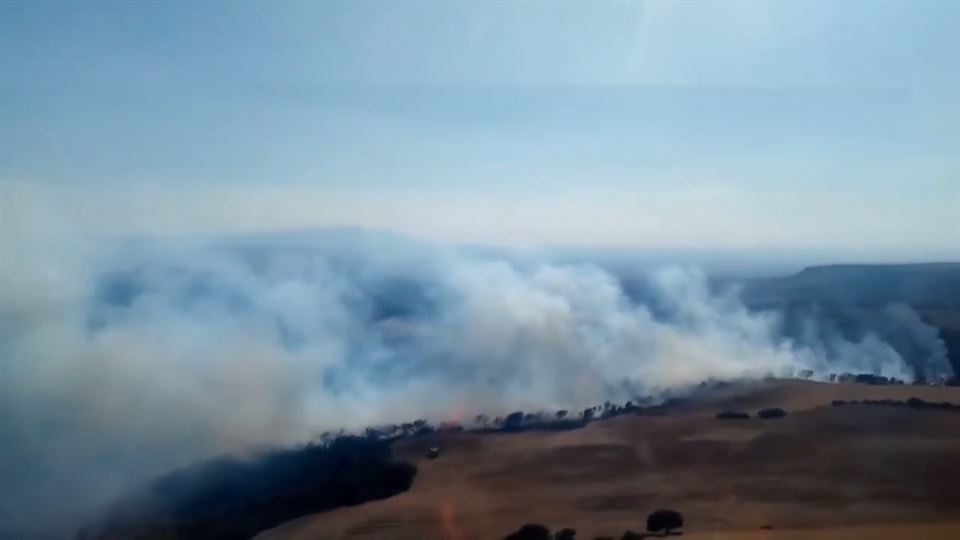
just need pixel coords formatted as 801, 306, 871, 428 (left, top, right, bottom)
258, 381, 960, 540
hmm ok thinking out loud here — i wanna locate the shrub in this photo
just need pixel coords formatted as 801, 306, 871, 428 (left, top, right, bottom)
646, 509, 684, 534
621, 530, 641, 540
555, 528, 577, 540
855, 374, 891, 385
757, 407, 787, 419
906, 397, 960, 411
715, 411, 750, 420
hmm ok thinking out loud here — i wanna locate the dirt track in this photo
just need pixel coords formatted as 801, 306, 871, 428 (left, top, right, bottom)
258, 381, 960, 540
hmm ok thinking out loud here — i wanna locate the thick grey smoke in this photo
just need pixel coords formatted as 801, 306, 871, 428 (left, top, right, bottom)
0, 225, 941, 537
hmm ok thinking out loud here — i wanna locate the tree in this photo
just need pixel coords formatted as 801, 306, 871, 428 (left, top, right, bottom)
475, 414, 490, 429
105, 436, 417, 540
555, 528, 576, 540
556, 410, 568, 421
646, 509, 683, 535
503, 523, 551, 540
411, 419, 434, 434
503, 411, 525, 431
620, 531, 641, 540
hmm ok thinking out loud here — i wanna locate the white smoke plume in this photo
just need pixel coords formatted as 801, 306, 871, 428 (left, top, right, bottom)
0, 222, 926, 537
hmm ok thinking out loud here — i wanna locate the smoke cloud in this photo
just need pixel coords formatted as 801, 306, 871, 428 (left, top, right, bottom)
0, 224, 944, 537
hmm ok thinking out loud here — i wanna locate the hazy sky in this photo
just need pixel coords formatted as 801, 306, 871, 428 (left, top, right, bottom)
1, 0, 958, 256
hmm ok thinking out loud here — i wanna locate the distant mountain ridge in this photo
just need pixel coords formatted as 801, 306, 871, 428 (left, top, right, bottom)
741, 263, 960, 379
743, 263, 960, 309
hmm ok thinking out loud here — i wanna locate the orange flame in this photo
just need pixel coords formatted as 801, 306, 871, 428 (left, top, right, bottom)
440, 500, 466, 540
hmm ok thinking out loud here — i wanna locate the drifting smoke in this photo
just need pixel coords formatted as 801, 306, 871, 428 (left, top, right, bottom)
0, 224, 948, 537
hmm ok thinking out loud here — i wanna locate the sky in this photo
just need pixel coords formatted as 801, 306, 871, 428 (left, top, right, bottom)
1, 0, 958, 257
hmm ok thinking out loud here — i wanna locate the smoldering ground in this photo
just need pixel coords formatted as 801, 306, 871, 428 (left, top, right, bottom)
0, 227, 950, 538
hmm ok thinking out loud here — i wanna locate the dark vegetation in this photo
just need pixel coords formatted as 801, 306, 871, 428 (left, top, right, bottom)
502, 510, 684, 540
757, 407, 788, 420
81, 437, 416, 540
646, 509, 684, 534
503, 523, 552, 540
830, 396, 960, 411
827, 372, 906, 385
825, 371, 960, 387
472, 400, 659, 435
715, 411, 750, 420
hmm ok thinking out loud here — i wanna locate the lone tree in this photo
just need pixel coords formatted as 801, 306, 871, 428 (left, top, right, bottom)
503, 523, 551, 540
646, 509, 684, 535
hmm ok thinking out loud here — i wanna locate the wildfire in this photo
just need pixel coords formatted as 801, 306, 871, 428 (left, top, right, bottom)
440, 500, 466, 540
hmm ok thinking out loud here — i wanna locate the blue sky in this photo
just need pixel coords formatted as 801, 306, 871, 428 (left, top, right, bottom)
1, 0, 958, 256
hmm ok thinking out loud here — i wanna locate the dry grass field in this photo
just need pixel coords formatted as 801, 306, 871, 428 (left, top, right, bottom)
257, 381, 960, 540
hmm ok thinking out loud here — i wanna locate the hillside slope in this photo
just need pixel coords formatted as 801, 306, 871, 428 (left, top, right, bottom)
258, 381, 960, 540
741, 263, 960, 377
